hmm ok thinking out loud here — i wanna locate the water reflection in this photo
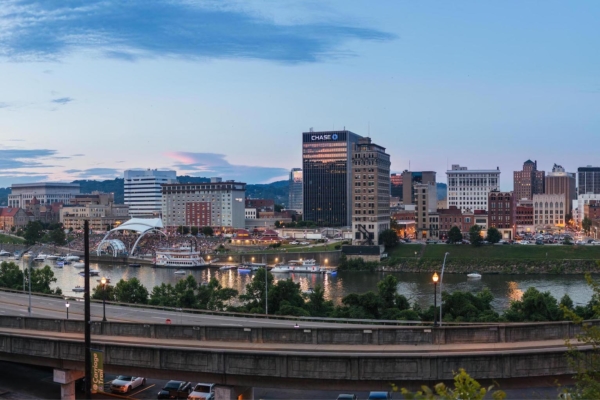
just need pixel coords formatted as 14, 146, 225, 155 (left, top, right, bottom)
14, 258, 598, 312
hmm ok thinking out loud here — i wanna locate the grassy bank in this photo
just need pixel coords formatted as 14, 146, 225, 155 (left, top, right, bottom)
0, 234, 24, 244
233, 243, 342, 254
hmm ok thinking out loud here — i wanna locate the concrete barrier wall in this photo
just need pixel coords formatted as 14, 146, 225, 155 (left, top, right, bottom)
1, 316, 598, 346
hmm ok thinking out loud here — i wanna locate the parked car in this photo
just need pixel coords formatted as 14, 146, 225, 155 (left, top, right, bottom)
425, 239, 437, 244
187, 383, 214, 400
367, 392, 392, 400
157, 380, 192, 399
300, 241, 310, 245
336, 395, 357, 400
290, 241, 299, 245
591, 241, 600, 245
110, 375, 145, 394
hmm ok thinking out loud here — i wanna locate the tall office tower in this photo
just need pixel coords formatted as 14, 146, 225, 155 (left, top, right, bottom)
578, 166, 600, 195
288, 168, 303, 213
351, 138, 391, 245
401, 171, 436, 205
162, 177, 246, 228
124, 169, 176, 218
302, 130, 363, 226
513, 160, 545, 200
390, 173, 403, 199
414, 182, 439, 239
545, 163, 576, 215
446, 164, 500, 212
8, 182, 80, 208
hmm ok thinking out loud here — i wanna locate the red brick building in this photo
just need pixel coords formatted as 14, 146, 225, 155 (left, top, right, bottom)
488, 191, 516, 239
0, 208, 29, 230
437, 206, 475, 240
245, 199, 274, 211
185, 202, 211, 227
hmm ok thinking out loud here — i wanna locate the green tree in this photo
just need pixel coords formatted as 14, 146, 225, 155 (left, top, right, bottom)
504, 287, 561, 322
486, 227, 502, 244
149, 283, 178, 307
305, 284, 334, 317
441, 289, 500, 322
379, 229, 399, 248
91, 283, 116, 301
174, 275, 198, 308
113, 278, 148, 304
204, 278, 238, 311
239, 268, 273, 313
28, 265, 61, 295
269, 278, 305, 315
447, 226, 463, 244
191, 226, 199, 236
582, 217, 593, 235
274, 204, 284, 212
23, 221, 44, 245
49, 228, 66, 246
396, 368, 506, 399
0, 261, 24, 290
202, 226, 214, 237
469, 225, 483, 247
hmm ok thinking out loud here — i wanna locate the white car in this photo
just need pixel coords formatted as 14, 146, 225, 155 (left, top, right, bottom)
110, 375, 145, 393
591, 241, 600, 245
188, 383, 215, 400
290, 241, 299, 245
300, 241, 310, 245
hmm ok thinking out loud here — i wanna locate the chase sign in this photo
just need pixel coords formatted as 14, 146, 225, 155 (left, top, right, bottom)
310, 133, 339, 141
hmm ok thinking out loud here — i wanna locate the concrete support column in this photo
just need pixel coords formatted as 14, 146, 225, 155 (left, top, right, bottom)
60, 381, 75, 400
54, 369, 84, 400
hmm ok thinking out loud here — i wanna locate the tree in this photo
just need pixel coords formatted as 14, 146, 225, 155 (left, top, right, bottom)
486, 227, 502, 244
0, 261, 24, 290
49, 228, 66, 246
447, 226, 463, 244
204, 278, 238, 311
379, 229, 399, 248
28, 265, 61, 295
469, 225, 483, 247
269, 278, 305, 315
202, 226, 214, 237
191, 226, 199, 236
441, 289, 500, 322
113, 278, 148, 304
239, 268, 273, 313
582, 217, 593, 235
177, 226, 190, 235
274, 221, 281, 228
92, 283, 116, 301
504, 287, 561, 322
174, 275, 198, 309
274, 204, 284, 212
23, 221, 44, 245
305, 284, 334, 317
149, 283, 178, 307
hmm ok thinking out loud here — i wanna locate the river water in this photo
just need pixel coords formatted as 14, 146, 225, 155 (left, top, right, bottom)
15, 258, 598, 312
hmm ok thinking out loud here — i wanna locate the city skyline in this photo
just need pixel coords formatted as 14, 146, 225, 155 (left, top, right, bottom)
1, 1, 599, 188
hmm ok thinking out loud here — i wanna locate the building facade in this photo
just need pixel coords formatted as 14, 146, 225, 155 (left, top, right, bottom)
124, 169, 177, 218
0, 208, 29, 230
60, 203, 130, 231
513, 160, 545, 201
414, 182, 438, 239
447, 165, 500, 212
350, 137, 391, 245
302, 130, 363, 226
533, 194, 567, 230
401, 171, 436, 206
574, 193, 600, 225
487, 191, 516, 239
8, 183, 80, 208
545, 164, 576, 215
578, 166, 600, 195
390, 173, 403, 199
437, 206, 475, 240
515, 198, 534, 234
161, 178, 246, 229
288, 168, 303, 213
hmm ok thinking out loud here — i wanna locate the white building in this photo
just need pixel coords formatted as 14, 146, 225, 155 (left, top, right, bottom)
533, 194, 566, 229
288, 168, 303, 213
574, 193, 600, 225
8, 182, 80, 208
446, 165, 500, 212
245, 208, 257, 219
161, 178, 246, 229
124, 169, 176, 218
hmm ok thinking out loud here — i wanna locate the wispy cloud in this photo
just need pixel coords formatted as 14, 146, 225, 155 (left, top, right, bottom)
0, 174, 50, 188
65, 167, 121, 179
0, 149, 58, 169
51, 97, 74, 105
1, 0, 394, 63
165, 151, 288, 183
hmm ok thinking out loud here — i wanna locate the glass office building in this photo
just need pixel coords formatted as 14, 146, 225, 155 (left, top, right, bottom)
578, 166, 600, 195
288, 168, 303, 212
302, 130, 362, 226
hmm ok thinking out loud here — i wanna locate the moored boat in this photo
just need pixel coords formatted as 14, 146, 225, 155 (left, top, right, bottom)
274, 259, 323, 273
467, 272, 482, 279
154, 247, 209, 268
0, 250, 11, 257
174, 270, 186, 275
72, 262, 85, 268
72, 286, 85, 293
219, 265, 237, 271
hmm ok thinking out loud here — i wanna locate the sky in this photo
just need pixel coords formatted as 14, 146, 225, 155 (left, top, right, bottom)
0, 0, 599, 190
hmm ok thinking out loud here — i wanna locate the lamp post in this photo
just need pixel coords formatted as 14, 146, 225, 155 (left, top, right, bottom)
414, 251, 417, 260
439, 252, 450, 327
432, 272, 439, 327
99, 276, 110, 322
65, 299, 70, 320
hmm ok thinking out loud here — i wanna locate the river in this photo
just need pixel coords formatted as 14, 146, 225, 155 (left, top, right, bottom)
15, 258, 598, 312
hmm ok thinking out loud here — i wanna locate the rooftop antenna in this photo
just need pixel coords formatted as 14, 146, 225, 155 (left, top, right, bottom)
368, 121, 370, 137
309, 127, 314, 132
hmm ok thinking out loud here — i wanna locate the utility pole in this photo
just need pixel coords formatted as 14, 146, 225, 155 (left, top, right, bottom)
84, 220, 91, 399
265, 268, 268, 316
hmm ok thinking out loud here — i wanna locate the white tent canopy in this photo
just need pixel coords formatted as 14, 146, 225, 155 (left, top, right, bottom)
96, 218, 165, 257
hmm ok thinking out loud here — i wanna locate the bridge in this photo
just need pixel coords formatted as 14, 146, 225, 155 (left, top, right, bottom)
0, 291, 595, 399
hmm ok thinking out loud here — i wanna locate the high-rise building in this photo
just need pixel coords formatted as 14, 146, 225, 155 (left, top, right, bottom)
288, 168, 303, 213
390, 173, 403, 199
8, 182, 80, 208
401, 171, 436, 206
513, 160, 545, 200
124, 169, 176, 218
351, 137, 391, 245
302, 130, 363, 226
161, 177, 246, 228
414, 182, 438, 239
446, 165, 500, 212
578, 166, 600, 195
545, 163, 576, 215
487, 191, 516, 239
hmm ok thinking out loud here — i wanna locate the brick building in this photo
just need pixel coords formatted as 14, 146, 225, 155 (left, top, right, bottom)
487, 191, 516, 239
185, 202, 212, 226
513, 160, 545, 201
437, 206, 475, 240
0, 208, 29, 230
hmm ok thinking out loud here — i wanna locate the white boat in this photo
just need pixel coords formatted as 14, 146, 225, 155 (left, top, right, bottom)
154, 247, 209, 268
240, 262, 266, 271
78, 269, 99, 276
65, 254, 80, 261
46, 254, 60, 260
272, 259, 323, 273
0, 250, 11, 257
33, 253, 49, 262
174, 270, 186, 275
302, 287, 315, 295
72, 262, 85, 268
219, 265, 237, 271
72, 286, 85, 293
55, 262, 64, 268
467, 273, 482, 279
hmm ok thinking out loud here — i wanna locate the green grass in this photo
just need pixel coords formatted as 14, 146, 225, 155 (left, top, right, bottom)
241, 243, 342, 254
0, 234, 24, 244
389, 243, 600, 260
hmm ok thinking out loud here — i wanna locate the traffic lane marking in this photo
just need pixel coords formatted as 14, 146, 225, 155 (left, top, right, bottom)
129, 383, 155, 397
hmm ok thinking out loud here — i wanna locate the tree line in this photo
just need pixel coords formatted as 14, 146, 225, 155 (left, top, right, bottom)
0, 262, 62, 295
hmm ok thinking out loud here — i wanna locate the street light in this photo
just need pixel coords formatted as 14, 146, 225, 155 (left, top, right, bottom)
432, 272, 439, 327
439, 252, 450, 327
414, 251, 417, 260
98, 277, 110, 322
65, 299, 70, 320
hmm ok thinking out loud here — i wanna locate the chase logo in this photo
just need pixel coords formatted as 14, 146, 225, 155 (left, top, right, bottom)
310, 133, 340, 141
331, 134, 338, 140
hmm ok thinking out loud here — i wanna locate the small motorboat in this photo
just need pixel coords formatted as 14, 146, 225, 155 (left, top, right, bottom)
46, 254, 60, 260
174, 270, 186, 275
0, 250, 11, 257
129, 263, 141, 268
72, 262, 85, 268
65, 254, 80, 261
219, 265, 237, 271
237, 268, 251, 273
302, 287, 315, 295
33, 253, 48, 262
78, 269, 99, 276
327, 269, 338, 276
72, 286, 85, 293
55, 262, 64, 268
467, 273, 482, 279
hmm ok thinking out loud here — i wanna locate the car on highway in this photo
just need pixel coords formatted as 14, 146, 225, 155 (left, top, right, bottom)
336, 395, 357, 400
157, 380, 192, 399
187, 383, 214, 400
367, 391, 391, 399
110, 375, 146, 394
